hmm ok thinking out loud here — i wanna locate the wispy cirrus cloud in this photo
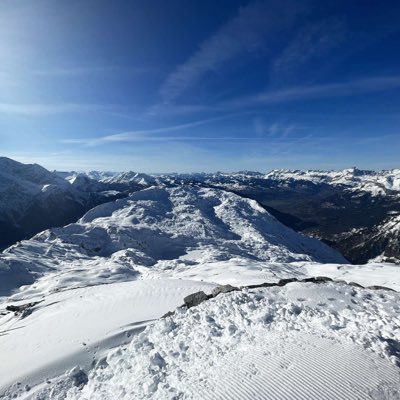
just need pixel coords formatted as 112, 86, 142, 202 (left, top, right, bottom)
224, 75, 400, 108
271, 17, 347, 85
0, 102, 108, 116
32, 66, 118, 76
159, 0, 304, 104
62, 114, 243, 146
32, 65, 150, 77
252, 119, 309, 139
155, 75, 400, 114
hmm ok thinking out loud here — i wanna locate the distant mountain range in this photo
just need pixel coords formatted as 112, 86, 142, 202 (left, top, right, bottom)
1, 157, 399, 264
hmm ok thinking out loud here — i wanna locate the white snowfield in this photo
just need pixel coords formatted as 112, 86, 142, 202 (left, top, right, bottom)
0, 279, 216, 397
0, 186, 399, 399
61, 282, 400, 400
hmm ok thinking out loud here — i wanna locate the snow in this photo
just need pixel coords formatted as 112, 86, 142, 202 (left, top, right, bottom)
264, 167, 400, 196
153, 258, 400, 291
0, 186, 346, 297
65, 167, 400, 197
0, 184, 399, 399
303, 262, 400, 291
52, 282, 400, 400
0, 279, 215, 397
381, 215, 400, 233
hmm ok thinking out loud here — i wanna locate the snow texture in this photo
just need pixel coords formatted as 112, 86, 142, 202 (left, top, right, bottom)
1, 185, 399, 399
40, 282, 400, 399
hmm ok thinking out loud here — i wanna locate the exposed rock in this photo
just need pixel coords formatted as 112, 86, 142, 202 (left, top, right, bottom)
180, 278, 397, 319
368, 285, 396, 292
277, 278, 298, 286
348, 281, 365, 288
211, 284, 238, 297
183, 291, 209, 308
68, 366, 88, 388
244, 282, 277, 289
6, 301, 39, 316
302, 276, 333, 283
161, 310, 175, 318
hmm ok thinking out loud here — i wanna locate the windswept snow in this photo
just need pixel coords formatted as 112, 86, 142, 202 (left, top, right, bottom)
0, 186, 346, 297
0, 279, 215, 397
45, 281, 400, 400
1, 184, 399, 399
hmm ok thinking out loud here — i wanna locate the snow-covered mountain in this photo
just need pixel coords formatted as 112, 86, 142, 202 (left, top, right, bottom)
60, 170, 156, 190
60, 167, 400, 197
1, 181, 400, 399
157, 168, 400, 197
334, 213, 400, 264
0, 158, 122, 250
0, 186, 346, 297
103, 171, 157, 186
153, 169, 400, 263
265, 167, 400, 196
10, 161, 399, 264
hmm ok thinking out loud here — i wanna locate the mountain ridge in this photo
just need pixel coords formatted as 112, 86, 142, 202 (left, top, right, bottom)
0, 185, 346, 298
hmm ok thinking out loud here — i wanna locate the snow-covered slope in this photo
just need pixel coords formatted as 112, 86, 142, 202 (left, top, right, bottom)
0, 157, 69, 219
1, 184, 399, 399
334, 213, 400, 264
25, 281, 400, 400
0, 186, 346, 297
0, 158, 125, 250
157, 169, 400, 263
0, 279, 216, 396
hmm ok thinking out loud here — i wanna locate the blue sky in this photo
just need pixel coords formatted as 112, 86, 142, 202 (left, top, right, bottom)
1, 0, 399, 172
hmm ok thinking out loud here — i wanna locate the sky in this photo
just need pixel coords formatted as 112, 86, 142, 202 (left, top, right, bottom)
1, 0, 400, 172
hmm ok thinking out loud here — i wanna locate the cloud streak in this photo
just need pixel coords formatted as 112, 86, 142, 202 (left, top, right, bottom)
0, 102, 108, 116
62, 114, 246, 146
225, 75, 400, 108
271, 17, 347, 85
32, 66, 149, 77
159, 0, 303, 104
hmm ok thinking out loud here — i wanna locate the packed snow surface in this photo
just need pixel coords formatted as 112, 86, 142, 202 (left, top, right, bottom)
0, 279, 215, 395
0, 185, 399, 399
39, 282, 400, 399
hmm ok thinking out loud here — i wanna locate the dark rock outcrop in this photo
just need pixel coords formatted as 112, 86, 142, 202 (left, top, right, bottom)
184, 291, 210, 308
